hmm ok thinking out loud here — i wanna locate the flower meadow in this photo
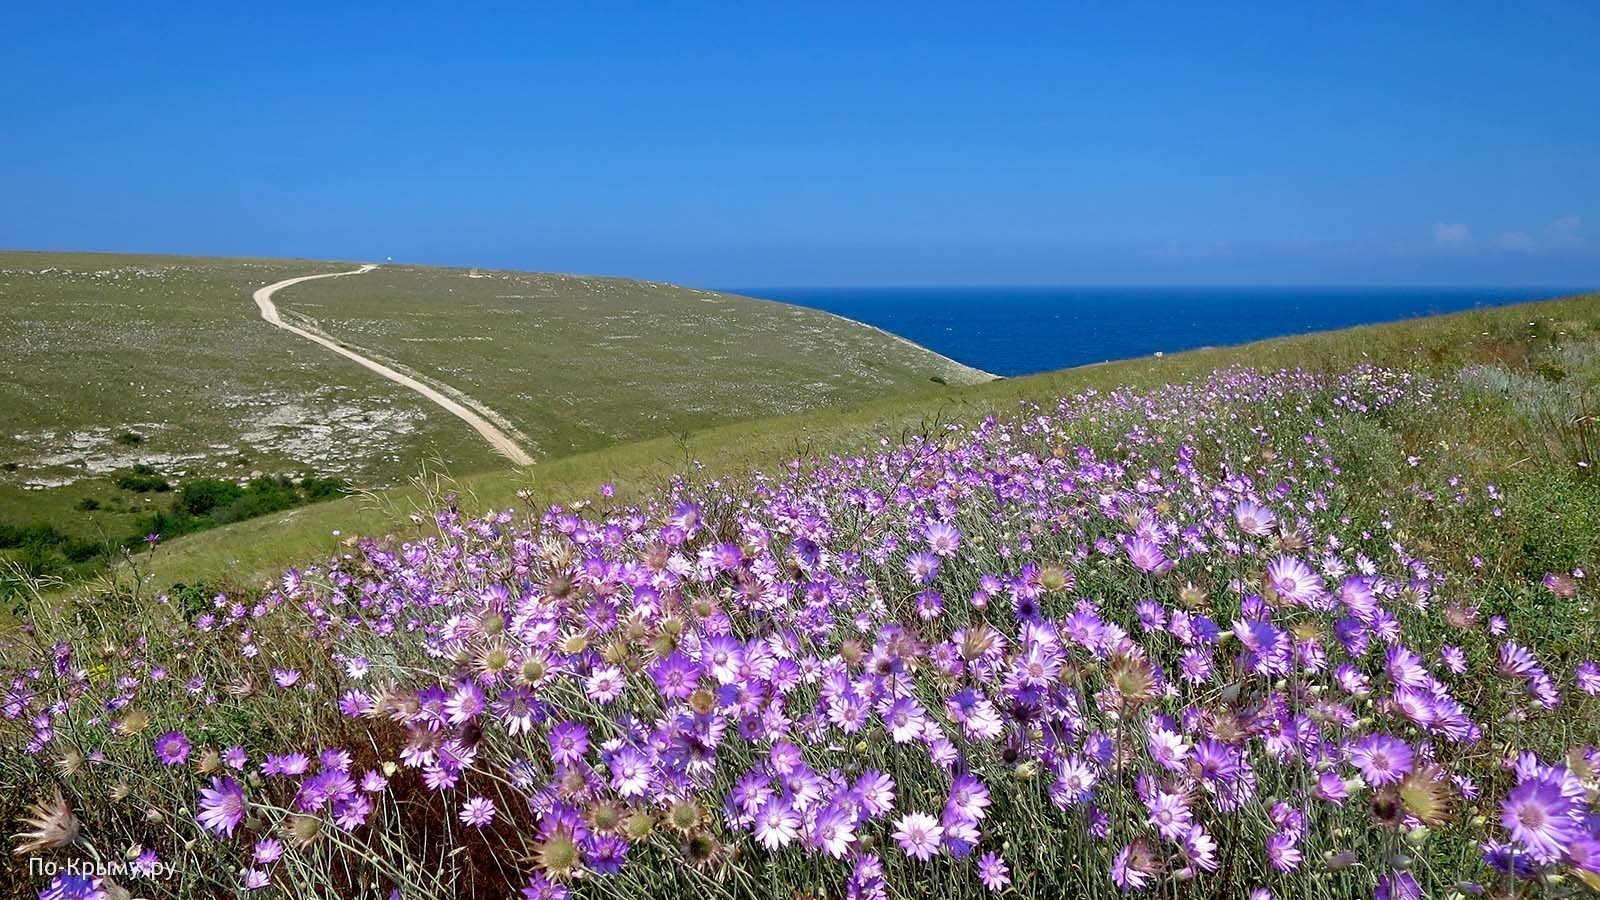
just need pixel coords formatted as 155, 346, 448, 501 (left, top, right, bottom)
4, 364, 1599, 899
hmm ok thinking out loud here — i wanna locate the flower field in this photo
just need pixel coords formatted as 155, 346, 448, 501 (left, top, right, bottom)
5, 359, 1599, 899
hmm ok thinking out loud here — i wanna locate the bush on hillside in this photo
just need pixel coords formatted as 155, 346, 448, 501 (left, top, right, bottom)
113, 464, 170, 493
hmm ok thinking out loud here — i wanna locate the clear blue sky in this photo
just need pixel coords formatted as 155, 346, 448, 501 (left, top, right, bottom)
3, 2, 1597, 287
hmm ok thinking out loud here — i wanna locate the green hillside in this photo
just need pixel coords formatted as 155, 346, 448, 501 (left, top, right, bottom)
8, 285, 1600, 900
0, 251, 988, 587
102, 288, 1599, 594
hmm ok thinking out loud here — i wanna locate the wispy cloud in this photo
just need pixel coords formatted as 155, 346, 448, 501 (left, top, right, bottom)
1433, 222, 1471, 246
1496, 231, 1536, 251
1493, 216, 1585, 253
1546, 215, 1585, 248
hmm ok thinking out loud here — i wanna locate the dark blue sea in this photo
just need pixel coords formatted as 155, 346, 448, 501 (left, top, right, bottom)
737, 286, 1588, 377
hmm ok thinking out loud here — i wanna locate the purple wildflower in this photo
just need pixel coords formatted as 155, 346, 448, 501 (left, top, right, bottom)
460, 796, 497, 827
1501, 769, 1583, 863
977, 851, 1010, 891
892, 812, 943, 861
1347, 734, 1414, 786
196, 776, 247, 837
548, 720, 589, 765
153, 731, 190, 766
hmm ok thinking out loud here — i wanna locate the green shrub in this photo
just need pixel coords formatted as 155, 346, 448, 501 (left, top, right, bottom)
113, 463, 171, 493
300, 474, 351, 502
0, 522, 68, 550
176, 478, 245, 517
211, 476, 300, 524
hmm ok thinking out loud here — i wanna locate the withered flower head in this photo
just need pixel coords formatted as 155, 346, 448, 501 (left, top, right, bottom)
542, 572, 574, 601
959, 624, 1001, 661
622, 811, 655, 842
282, 813, 324, 848
224, 676, 257, 699
475, 642, 513, 678
533, 829, 579, 876
1398, 765, 1456, 827
839, 639, 866, 667
684, 831, 724, 871
12, 789, 80, 855
1038, 565, 1072, 593
587, 799, 625, 833
1273, 528, 1308, 553
649, 633, 678, 660
476, 609, 507, 637
54, 747, 85, 778
1443, 602, 1480, 630
518, 656, 549, 686
114, 708, 151, 736
1106, 652, 1159, 709
688, 688, 717, 715
194, 747, 222, 776
1177, 581, 1209, 611
1369, 787, 1406, 829
667, 800, 702, 833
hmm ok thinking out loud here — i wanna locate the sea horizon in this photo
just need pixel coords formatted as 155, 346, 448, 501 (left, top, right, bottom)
734, 284, 1593, 377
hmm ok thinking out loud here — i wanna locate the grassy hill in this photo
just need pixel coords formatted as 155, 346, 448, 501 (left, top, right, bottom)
0, 251, 988, 585
7, 286, 1600, 900
110, 288, 1600, 593
278, 264, 989, 457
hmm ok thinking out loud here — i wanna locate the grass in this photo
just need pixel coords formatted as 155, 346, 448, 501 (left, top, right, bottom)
7, 309, 1600, 898
279, 264, 990, 458
0, 251, 987, 588
127, 289, 1599, 593
0, 253, 391, 541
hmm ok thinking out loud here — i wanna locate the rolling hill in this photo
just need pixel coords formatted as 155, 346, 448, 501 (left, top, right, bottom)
6, 283, 1599, 900
88, 287, 1600, 592
0, 251, 989, 584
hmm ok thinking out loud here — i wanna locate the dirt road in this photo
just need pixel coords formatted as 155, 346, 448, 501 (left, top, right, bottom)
252, 266, 535, 466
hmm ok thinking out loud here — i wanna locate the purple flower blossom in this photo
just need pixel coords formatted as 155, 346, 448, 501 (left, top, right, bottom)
548, 720, 588, 765
153, 731, 190, 766
460, 796, 497, 827
445, 681, 486, 724
649, 652, 702, 700
253, 838, 283, 864
1501, 768, 1583, 863
1234, 501, 1276, 536
1111, 842, 1158, 891
1347, 734, 1414, 786
754, 797, 800, 849
905, 550, 942, 584
10, 363, 1594, 898
892, 812, 943, 861
976, 851, 1010, 891
196, 776, 246, 837
924, 521, 961, 556
1123, 536, 1172, 574
40, 874, 105, 900
1267, 556, 1323, 605
1374, 870, 1422, 900
810, 803, 857, 859
1576, 660, 1600, 695
262, 752, 309, 776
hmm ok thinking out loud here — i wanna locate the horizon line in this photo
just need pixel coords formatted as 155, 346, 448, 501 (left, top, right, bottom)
2, 246, 1592, 296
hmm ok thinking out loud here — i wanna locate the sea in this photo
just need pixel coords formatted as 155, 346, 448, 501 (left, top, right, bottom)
736, 285, 1588, 377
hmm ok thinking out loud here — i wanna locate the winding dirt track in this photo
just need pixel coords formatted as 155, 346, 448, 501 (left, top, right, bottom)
252, 265, 536, 466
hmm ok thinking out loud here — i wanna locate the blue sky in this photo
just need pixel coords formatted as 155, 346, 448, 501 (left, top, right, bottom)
3, 3, 1597, 287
